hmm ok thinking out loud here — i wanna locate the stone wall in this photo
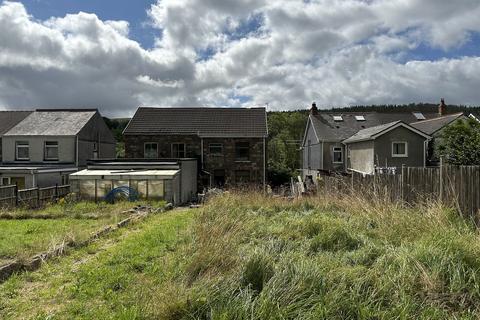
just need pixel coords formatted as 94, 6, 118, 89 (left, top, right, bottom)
124, 135, 266, 186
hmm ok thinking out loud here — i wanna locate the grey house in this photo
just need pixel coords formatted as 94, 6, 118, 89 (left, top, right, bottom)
343, 121, 431, 175
301, 103, 441, 177
0, 111, 33, 162
0, 109, 115, 188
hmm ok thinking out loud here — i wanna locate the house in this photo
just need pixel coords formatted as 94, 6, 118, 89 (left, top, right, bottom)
301, 103, 441, 177
0, 111, 33, 162
410, 108, 468, 165
343, 121, 431, 175
0, 109, 115, 189
123, 107, 268, 188
70, 159, 197, 205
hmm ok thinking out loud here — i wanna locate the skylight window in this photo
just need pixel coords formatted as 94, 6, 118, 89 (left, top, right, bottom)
413, 112, 426, 120
355, 115, 366, 121
333, 115, 343, 122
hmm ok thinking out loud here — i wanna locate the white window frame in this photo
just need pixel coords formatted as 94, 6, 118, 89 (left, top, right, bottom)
171, 143, 186, 158
392, 141, 408, 158
44, 141, 59, 161
144, 142, 158, 159
15, 141, 29, 161
332, 146, 343, 164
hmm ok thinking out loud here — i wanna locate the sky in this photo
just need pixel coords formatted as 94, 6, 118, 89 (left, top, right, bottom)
0, 0, 480, 117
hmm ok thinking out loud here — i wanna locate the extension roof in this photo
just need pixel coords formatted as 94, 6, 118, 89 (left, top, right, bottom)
123, 107, 268, 138
5, 110, 97, 136
410, 113, 465, 135
309, 111, 440, 142
0, 111, 33, 135
343, 121, 430, 144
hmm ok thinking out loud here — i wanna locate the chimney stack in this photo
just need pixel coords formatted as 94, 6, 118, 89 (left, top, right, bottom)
310, 102, 318, 116
439, 98, 446, 116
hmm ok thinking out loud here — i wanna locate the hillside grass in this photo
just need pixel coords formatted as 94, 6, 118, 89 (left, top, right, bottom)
2, 193, 480, 319
0, 200, 164, 264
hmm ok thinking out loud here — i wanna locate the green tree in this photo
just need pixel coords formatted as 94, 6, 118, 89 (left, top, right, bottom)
436, 118, 480, 165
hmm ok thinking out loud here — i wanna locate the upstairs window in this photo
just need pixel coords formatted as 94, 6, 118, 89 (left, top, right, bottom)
172, 143, 186, 158
332, 146, 343, 163
392, 141, 408, 157
235, 142, 250, 161
144, 142, 158, 159
44, 141, 59, 160
16, 141, 29, 161
209, 143, 223, 155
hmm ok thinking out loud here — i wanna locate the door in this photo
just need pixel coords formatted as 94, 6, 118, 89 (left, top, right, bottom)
10, 177, 25, 190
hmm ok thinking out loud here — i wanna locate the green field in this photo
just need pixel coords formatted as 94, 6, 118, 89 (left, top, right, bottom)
0, 201, 161, 264
2, 194, 480, 319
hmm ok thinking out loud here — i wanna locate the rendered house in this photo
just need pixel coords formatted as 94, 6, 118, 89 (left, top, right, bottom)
0, 111, 33, 163
343, 121, 431, 175
0, 109, 115, 188
301, 103, 441, 177
123, 107, 268, 188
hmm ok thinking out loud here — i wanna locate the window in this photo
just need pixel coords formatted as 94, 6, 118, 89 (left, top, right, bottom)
413, 112, 426, 120
392, 142, 408, 157
144, 142, 158, 159
209, 143, 223, 155
44, 141, 59, 160
171, 143, 186, 158
15, 141, 29, 160
1, 177, 10, 186
355, 115, 366, 121
235, 170, 250, 183
332, 146, 343, 163
333, 115, 343, 122
235, 142, 250, 161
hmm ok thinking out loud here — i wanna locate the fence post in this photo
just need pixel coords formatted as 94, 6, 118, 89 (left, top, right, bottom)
439, 157, 443, 205
14, 183, 18, 207
55, 183, 58, 200
36, 187, 40, 208
401, 164, 405, 204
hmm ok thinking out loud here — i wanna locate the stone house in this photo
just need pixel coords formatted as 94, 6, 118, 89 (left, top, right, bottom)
0, 109, 115, 188
123, 107, 268, 188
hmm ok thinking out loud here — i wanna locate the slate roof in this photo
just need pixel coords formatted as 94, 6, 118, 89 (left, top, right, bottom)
343, 121, 402, 143
343, 121, 430, 144
310, 111, 440, 142
5, 111, 97, 136
0, 111, 33, 135
410, 113, 465, 135
123, 107, 268, 138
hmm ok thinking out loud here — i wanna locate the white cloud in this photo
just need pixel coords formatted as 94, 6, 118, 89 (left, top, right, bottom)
0, 0, 479, 116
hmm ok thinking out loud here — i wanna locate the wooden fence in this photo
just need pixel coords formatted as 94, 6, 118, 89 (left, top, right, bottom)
0, 184, 70, 209
318, 165, 480, 220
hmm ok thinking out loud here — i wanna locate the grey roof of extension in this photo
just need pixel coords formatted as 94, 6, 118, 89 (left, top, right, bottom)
310, 111, 441, 142
0, 111, 33, 135
410, 113, 465, 135
123, 107, 268, 138
5, 110, 97, 136
343, 121, 430, 144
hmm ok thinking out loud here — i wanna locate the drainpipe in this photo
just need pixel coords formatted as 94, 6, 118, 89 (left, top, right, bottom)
31, 170, 36, 188
263, 137, 266, 191
200, 137, 204, 169
75, 136, 79, 168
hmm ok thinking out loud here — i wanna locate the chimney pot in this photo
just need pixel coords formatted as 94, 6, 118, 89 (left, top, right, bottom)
439, 98, 446, 116
310, 102, 318, 115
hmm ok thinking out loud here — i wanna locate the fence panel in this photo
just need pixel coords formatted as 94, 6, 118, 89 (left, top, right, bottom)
318, 165, 480, 221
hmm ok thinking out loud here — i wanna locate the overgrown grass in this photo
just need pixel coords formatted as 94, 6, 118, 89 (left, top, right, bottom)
2, 193, 480, 319
0, 200, 165, 264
